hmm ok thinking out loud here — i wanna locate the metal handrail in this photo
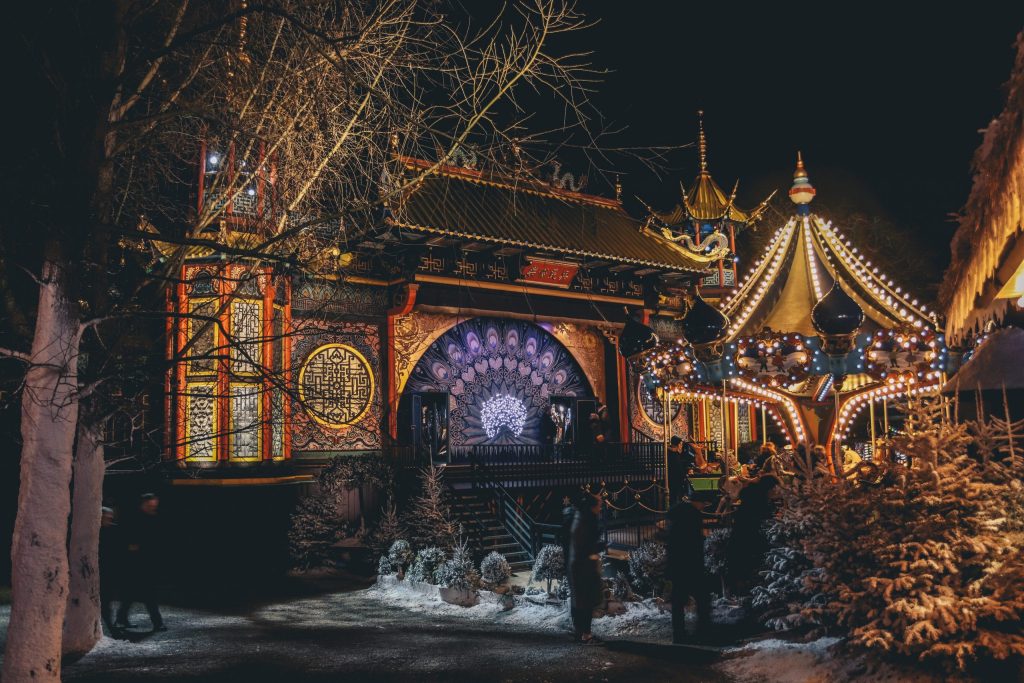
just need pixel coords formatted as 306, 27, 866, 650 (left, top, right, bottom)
469, 453, 543, 557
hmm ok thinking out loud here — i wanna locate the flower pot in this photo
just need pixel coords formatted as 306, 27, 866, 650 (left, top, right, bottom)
439, 586, 479, 607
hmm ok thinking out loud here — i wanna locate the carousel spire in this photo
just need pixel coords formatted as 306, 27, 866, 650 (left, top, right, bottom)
788, 151, 817, 214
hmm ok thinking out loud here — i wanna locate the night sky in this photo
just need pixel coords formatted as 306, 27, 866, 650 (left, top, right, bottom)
544, 5, 1024, 278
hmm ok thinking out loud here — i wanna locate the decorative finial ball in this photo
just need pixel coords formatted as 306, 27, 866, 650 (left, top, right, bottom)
789, 152, 816, 206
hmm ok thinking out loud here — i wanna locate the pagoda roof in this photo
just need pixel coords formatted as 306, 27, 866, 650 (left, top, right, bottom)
720, 158, 937, 342
646, 114, 774, 228
652, 172, 772, 225
390, 157, 720, 273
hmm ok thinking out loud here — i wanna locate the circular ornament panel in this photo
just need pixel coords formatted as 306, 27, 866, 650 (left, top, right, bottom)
299, 343, 374, 427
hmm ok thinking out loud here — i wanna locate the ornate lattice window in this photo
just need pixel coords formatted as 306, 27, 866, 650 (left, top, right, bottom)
229, 383, 262, 460
172, 264, 290, 464
188, 300, 218, 375
230, 300, 262, 374
737, 403, 752, 443
185, 383, 217, 461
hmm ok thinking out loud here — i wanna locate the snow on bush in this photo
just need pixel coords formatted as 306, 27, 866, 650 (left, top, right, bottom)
387, 540, 414, 573
377, 554, 395, 576
480, 551, 512, 587
530, 545, 564, 594
556, 576, 570, 601
435, 542, 479, 590
628, 542, 667, 597
610, 571, 633, 601
407, 546, 446, 584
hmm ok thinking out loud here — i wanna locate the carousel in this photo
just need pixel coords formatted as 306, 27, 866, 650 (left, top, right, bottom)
633, 155, 950, 474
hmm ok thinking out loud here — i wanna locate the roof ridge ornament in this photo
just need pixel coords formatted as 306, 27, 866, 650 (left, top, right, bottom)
697, 110, 708, 173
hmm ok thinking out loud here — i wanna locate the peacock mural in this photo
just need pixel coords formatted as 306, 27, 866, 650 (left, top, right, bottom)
404, 317, 593, 446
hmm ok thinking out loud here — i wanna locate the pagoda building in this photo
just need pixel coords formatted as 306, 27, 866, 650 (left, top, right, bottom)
643, 155, 949, 467
163, 149, 726, 475
641, 113, 774, 299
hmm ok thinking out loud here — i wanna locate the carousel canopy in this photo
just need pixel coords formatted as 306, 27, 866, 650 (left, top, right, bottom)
719, 155, 939, 341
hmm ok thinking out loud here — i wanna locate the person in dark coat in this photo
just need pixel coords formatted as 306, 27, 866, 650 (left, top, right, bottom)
667, 490, 715, 643
115, 493, 166, 631
559, 499, 575, 568
99, 506, 121, 634
725, 475, 781, 593
568, 493, 604, 643
666, 436, 688, 504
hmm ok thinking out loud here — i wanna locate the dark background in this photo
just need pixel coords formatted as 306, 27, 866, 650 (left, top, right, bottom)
538, 4, 1023, 282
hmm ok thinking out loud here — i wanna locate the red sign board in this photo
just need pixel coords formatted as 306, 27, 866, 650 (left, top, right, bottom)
519, 259, 579, 288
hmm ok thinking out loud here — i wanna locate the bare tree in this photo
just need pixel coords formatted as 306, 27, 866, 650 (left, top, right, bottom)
1, 1, 597, 678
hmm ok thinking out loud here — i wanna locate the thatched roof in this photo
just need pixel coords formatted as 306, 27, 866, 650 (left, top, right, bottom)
941, 32, 1024, 345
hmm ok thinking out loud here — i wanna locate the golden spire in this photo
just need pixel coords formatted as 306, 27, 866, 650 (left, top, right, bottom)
698, 110, 708, 173
794, 150, 808, 179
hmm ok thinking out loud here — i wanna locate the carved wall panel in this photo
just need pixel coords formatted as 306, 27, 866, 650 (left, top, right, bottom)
290, 320, 382, 452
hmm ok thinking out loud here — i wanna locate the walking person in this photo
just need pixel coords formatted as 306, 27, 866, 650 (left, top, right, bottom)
568, 493, 604, 644
115, 493, 166, 632
99, 506, 122, 635
667, 491, 715, 644
725, 475, 781, 594
667, 436, 691, 504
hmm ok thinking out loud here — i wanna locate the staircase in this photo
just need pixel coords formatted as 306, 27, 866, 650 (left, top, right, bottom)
448, 487, 533, 574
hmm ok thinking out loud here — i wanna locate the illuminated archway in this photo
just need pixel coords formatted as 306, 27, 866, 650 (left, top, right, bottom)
403, 317, 595, 446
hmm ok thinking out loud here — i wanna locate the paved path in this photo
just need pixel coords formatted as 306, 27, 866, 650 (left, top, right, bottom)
1, 586, 733, 683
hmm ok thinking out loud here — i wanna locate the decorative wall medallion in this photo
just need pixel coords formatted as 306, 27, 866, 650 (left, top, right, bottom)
298, 343, 375, 428
637, 380, 682, 427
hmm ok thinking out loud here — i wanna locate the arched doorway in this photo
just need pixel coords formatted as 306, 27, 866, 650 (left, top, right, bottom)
400, 317, 595, 458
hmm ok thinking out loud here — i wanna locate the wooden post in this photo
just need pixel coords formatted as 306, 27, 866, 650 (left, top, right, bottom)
869, 399, 876, 460
883, 396, 889, 435
761, 404, 768, 445
663, 388, 671, 508
720, 382, 728, 473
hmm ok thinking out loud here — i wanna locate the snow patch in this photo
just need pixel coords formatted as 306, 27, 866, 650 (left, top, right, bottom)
365, 578, 678, 640
720, 637, 842, 683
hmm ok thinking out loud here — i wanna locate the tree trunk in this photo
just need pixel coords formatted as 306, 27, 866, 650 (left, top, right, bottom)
3, 256, 80, 683
62, 420, 105, 659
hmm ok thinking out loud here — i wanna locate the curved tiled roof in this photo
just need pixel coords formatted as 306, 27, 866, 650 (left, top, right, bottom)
391, 160, 715, 273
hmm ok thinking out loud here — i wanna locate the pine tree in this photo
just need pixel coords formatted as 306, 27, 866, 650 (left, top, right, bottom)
530, 545, 565, 595
288, 492, 349, 570
436, 540, 480, 590
768, 396, 1024, 670
368, 504, 405, 555
406, 465, 461, 551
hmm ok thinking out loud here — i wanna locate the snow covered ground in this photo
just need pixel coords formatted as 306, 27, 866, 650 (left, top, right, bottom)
367, 576, 674, 640
0, 583, 972, 682
0, 588, 727, 682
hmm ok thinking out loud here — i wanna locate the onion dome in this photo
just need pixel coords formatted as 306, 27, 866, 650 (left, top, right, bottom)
618, 312, 659, 358
812, 281, 864, 337
788, 152, 816, 211
682, 291, 730, 346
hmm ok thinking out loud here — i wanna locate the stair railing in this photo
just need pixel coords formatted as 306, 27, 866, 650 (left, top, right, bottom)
469, 452, 544, 559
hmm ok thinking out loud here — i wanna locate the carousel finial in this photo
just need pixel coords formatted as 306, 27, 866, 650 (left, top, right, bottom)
789, 151, 816, 211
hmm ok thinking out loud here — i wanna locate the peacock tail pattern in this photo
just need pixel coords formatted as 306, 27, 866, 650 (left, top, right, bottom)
404, 318, 593, 446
